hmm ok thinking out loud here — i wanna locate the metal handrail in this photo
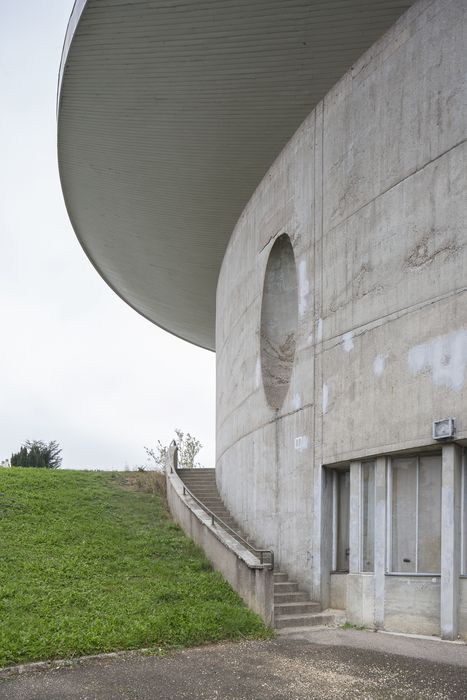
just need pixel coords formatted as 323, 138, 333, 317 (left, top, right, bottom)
168, 450, 273, 569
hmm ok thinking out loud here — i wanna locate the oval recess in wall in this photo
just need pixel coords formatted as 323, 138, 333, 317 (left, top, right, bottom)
260, 234, 298, 410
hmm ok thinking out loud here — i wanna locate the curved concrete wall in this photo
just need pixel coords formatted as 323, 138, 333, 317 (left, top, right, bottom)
216, 0, 467, 600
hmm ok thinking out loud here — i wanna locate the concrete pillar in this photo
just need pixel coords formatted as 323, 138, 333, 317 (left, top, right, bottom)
314, 465, 332, 608
311, 99, 326, 608
374, 456, 387, 629
349, 462, 361, 574
346, 461, 362, 625
440, 443, 462, 640
311, 462, 324, 602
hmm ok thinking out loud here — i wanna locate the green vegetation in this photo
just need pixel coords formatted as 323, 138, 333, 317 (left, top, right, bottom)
0, 468, 272, 667
340, 622, 366, 631
10, 439, 62, 469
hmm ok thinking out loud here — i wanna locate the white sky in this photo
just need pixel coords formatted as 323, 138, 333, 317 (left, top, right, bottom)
0, 1, 216, 470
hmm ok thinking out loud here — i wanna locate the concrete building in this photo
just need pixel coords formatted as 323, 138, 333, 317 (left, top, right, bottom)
58, 0, 467, 639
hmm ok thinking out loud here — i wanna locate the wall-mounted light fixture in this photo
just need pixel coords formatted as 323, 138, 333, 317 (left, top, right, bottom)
432, 418, 456, 441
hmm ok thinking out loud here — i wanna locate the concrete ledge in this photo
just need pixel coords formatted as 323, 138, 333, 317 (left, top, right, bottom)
165, 463, 274, 627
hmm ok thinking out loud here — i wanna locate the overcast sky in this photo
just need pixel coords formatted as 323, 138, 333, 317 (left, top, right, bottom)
0, 1, 215, 470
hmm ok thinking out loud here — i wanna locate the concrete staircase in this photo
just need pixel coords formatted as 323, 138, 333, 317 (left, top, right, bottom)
177, 468, 344, 632
177, 469, 253, 547
273, 571, 343, 633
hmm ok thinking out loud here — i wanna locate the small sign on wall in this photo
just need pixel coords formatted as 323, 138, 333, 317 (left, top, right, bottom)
294, 436, 309, 451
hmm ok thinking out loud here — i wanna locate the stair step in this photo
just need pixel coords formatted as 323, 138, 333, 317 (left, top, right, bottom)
179, 478, 216, 482
185, 483, 218, 487
274, 601, 321, 615
191, 494, 220, 499
273, 572, 288, 582
201, 512, 237, 524
276, 609, 346, 632
195, 505, 233, 517
274, 592, 308, 604
192, 499, 221, 504
207, 510, 234, 519
179, 472, 215, 477
216, 520, 239, 529
178, 469, 215, 473
196, 498, 224, 504
194, 504, 225, 512
210, 518, 244, 535
211, 511, 232, 517
273, 582, 299, 594
219, 518, 240, 526
180, 477, 216, 482
184, 486, 216, 491
219, 518, 238, 526
275, 612, 337, 629
184, 487, 216, 492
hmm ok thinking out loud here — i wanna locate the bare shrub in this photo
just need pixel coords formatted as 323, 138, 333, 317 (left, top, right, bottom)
137, 470, 167, 499
145, 429, 203, 471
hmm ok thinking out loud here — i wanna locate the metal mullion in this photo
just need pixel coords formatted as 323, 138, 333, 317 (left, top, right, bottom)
461, 453, 466, 576
374, 464, 378, 570
332, 471, 338, 572
415, 456, 420, 574
386, 460, 392, 573
359, 463, 363, 572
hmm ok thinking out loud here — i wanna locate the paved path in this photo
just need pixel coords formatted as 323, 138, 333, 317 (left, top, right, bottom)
1, 629, 467, 699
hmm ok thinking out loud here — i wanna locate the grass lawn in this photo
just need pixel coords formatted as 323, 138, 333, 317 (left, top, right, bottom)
0, 468, 272, 667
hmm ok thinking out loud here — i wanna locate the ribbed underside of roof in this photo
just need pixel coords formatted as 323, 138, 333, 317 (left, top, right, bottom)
58, 0, 414, 350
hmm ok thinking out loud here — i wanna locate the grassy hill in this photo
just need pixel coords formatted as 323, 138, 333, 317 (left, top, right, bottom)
0, 468, 271, 667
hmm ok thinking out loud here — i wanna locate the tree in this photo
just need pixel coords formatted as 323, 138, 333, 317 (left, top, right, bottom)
11, 440, 62, 469
144, 429, 203, 472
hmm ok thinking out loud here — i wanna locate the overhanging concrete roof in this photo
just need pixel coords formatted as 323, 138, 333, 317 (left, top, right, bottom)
58, 0, 413, 350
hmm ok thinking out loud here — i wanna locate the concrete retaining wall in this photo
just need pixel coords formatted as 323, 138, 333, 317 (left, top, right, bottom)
165, 462, 274, 627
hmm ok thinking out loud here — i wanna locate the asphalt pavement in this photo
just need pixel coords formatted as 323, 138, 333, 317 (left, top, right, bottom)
1, 628, 467, 699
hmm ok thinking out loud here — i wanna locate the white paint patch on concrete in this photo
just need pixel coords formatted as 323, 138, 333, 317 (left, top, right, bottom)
408, 329, 467, 391
291, 393, 301, 410
317, 318, 323, 342
294, 435, 309, 451
307, 333, 314, 346
322, 383, 328, 414
342, 331, 354, 352
255, 358, 261, 388
373, 354, 388, 377
298, 260, 309, 318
